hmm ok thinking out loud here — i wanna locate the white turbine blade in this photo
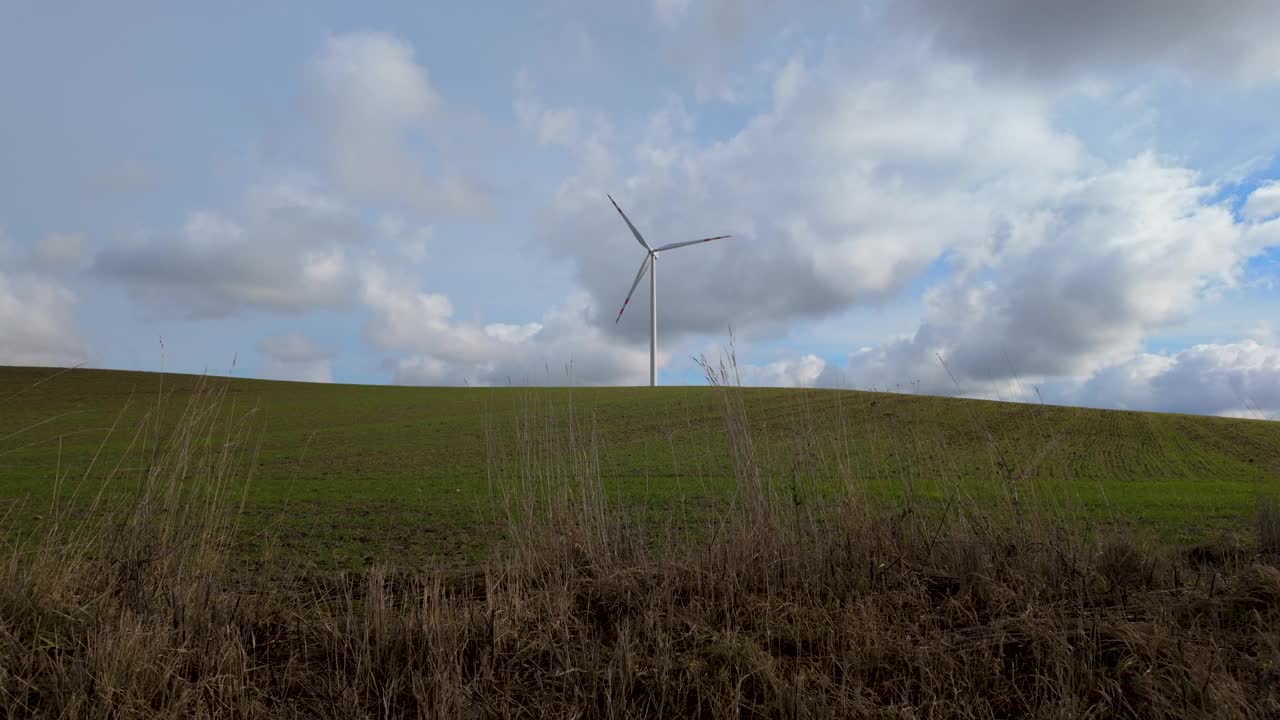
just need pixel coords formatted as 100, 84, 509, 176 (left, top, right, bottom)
615, 254, 652, 323
608, 194, 652, 251
654, 235, 731, 252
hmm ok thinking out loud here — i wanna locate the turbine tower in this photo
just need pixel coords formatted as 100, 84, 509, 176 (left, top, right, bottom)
609, 194, 731, 386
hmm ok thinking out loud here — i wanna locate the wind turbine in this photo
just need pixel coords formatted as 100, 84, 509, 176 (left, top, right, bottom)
609, 194, 731, 386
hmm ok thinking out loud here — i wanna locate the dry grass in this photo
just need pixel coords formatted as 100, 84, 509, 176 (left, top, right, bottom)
2, 371, 1279, 718
1257, 492, 1280, 557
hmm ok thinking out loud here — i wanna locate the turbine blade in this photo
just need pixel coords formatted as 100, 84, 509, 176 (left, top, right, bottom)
654, 235, 731, 252
615, 254, 653, 323
608, 194, 652, 251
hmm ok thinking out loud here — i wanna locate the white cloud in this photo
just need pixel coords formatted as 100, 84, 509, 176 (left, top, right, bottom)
94, 180, 364, 318
735, 354, 826, 388
513, 70, 616, 179
360, 266, 502, 366
374, 214, 434, 264
484, 322, 543, 344
363, 270, 650, 386
771, 58, 806, 108
393, 355, 453, 385
654, 0, 821, 104
257, 333, 334, 383
310, 31, 489, 215
1244, 180, 1280, 220
0, 269, 86, 367
725, 338, 1280, 420
831, 155, 1275, 395
513, 71, 583, 148
1072, 340, 1280, 417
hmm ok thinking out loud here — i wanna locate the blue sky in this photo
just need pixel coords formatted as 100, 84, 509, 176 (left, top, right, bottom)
3, 1, 1280, 418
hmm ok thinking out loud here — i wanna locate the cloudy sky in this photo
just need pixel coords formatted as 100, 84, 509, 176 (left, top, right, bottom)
3, 1, 1280, 418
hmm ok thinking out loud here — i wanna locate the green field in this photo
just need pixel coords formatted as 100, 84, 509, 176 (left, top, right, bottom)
2, 365, 1278, 568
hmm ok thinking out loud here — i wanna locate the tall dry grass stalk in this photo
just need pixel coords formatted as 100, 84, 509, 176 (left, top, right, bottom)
482, 389, 631, 570
2, 370, 1279, 717
1258, 491, 1280, 556
694, 342, 772, 537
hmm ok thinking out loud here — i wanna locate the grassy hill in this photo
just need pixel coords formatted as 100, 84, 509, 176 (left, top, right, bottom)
5, 365, 1280, 716
2, 365, 1278, 567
